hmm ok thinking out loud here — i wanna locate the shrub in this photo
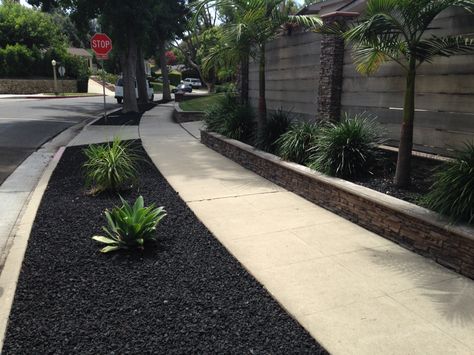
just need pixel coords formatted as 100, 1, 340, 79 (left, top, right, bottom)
204, 94, 254, 141
0, 44, 37, 77
276, 121, 321, 165
215, 83, 236, 94
308, 113, 383, 179
258, 108, 294, 153
423, 142, 474, 224
92, 196, 167, 253
83, 138, 139, 193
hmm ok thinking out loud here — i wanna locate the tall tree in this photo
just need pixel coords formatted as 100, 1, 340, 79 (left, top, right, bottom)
173, 0, 218, 93
343, 0, 474, 187
150, 0, 188, 101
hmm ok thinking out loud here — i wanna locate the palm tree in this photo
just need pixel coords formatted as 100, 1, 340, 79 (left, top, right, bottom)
342, 0, 474, 187
195, 0, 321, 134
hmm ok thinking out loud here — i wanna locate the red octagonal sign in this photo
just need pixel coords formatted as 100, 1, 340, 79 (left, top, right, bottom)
91, 33, 112, 58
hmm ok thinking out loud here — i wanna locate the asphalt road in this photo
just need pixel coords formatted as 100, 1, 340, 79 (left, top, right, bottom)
0, 96, 119, 185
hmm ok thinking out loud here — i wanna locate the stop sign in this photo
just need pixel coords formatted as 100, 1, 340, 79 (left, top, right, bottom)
91, 33, 112, 58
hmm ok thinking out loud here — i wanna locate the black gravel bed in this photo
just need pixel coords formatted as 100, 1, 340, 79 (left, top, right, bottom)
353, 149, 442, 204
3, 142, 327, 355
93, 102, 156, 125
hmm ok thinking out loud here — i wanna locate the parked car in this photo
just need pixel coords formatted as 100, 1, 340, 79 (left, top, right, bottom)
115, 78, 154, 104
172, 83, 193, 93
182, 78, 202, 88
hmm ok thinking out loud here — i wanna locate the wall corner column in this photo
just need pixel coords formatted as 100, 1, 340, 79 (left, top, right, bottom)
317, 11, 359, 121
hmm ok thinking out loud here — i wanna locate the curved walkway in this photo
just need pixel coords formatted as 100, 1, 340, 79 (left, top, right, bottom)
139, 105, 474, 355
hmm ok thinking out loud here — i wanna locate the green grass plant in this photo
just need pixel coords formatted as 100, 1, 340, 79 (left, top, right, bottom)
308, 113, 383, 179
83, 138, 139, 194
92, 196, 167, 253
258, 108, 294, 153
204, 93, 254, 141
423, 142, 474, 224
276, 121, 321, 165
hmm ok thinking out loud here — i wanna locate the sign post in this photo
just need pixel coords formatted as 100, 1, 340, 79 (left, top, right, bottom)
90, 33, 113, 120
58, 65, 66, 95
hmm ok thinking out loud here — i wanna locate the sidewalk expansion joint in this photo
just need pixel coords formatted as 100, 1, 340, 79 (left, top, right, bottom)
186, 190, 281, 203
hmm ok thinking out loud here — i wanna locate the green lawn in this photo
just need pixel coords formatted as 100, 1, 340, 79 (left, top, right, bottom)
151, 82, 175, 93
179, 94, 223, 112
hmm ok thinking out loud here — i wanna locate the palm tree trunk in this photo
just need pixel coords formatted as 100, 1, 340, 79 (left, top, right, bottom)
394, 60, 416, 187
158, 41, 172, 101
136, 46, 149, 105
257, 44, 267, 135
240, 54, 249, 105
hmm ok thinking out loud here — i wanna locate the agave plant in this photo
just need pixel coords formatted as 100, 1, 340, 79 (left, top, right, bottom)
83, 138, 139, 193
423, 142, 474, 224
92, 196, 167, 253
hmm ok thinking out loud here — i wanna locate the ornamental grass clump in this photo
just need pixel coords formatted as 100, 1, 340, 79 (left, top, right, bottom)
204, 93, 254, 141
423, 142, 474, 225
92, 196, 167, 253
276, 121, 321, 165
308, 113, 383, 179
258, 108, 294, 153
83, 138, 139, 194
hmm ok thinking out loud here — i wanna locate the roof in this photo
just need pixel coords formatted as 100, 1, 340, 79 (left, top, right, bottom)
67, 47, 93, 58
298, 0, 366, 15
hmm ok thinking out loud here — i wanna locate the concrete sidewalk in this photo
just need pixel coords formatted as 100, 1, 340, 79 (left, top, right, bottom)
140, 105, 474, 355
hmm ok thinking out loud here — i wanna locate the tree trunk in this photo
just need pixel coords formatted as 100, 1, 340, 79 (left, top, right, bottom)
240, 54, 249, 105
257, 44, 267, 135
394, 60, 416, 187
136, 46, 149, 105
158, 41, 172, 101
120, 35, 139, 113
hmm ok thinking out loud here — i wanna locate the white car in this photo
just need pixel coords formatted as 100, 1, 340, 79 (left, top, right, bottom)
182, 78, 202, 88
115, 78, 154, 104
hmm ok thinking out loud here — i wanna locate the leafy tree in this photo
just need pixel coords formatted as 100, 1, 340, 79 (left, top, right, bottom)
343, 0, 474, 187
0, 2, 64, 49
150, 0, 188, 101
173, 0, 218, 93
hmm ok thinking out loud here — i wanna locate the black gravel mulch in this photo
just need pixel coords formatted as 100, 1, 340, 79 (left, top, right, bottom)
93, 102, 156, 126
2, 142, 327, 355
353, 149, 442, 204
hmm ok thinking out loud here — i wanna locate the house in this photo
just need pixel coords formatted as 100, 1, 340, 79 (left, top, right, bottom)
67, 47, 93, 70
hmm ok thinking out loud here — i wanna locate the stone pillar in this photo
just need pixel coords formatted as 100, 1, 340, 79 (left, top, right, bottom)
317, 11, 359, 121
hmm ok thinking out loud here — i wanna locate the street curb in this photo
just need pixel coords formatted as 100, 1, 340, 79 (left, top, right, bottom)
0, 146, 65, 351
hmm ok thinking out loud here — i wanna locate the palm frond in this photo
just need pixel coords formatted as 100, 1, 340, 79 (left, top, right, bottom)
415, 35, 474, 64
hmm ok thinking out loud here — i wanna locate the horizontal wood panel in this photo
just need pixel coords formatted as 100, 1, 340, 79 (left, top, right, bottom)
266, 41, 321, 60
343, 74, 474, 95
249, 68, 319, 82
249, 98, 317, 116
266, 32, 321, 50
264, 54, 320, 71
342, 106, 474, 132
249, 89, 317, 104
377, 123, 474, 153
342, 92, 474, 113
248, 78, 318, 92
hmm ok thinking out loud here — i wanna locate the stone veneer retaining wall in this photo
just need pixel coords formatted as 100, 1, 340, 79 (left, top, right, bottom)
0, 79, 77, 94
201, 130, 474, 280
173, 103, 205, 123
